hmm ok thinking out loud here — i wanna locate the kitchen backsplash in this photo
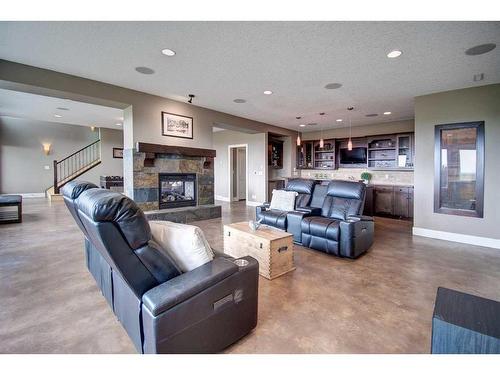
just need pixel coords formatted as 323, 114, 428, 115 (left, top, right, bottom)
298, 168, 414, 186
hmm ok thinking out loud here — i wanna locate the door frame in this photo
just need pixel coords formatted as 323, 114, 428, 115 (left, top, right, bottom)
228, 144, 248, 202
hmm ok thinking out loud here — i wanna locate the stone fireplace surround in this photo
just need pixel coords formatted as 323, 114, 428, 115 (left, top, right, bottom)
127, 143, 221, 222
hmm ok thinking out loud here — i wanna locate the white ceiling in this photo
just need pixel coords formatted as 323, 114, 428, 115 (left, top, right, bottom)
0, 22, 499, 132
0, 88, 124, 129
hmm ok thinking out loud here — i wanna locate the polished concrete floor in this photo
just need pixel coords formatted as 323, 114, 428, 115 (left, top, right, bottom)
1, 198, 499, 353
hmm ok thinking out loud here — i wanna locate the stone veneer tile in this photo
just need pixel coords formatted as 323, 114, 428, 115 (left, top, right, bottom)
133, 188, 158, 203
133, 172, 158, 189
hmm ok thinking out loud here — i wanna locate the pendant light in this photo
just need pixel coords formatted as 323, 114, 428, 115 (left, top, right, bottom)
347, 107, 354, 151
296, 116, 302, 146
319, 112, 325, 148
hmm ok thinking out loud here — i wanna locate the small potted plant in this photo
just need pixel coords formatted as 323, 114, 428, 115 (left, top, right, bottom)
360, 171, 372, 185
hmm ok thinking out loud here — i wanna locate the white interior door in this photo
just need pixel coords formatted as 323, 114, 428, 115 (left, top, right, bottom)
237, 148, 246, 200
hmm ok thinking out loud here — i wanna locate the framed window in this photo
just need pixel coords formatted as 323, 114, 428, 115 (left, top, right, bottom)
434, 121, 484, 218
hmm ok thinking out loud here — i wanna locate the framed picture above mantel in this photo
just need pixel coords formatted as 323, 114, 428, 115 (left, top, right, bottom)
161, 111, 193, 139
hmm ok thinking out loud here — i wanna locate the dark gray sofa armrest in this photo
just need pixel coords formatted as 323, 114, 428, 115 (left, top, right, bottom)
295, 206, 322, 215
142, 257, 239, 316
287, 209, 318, 244
346, 214, 374, 222
339, 216, 375, 258
255, 202, 271, 220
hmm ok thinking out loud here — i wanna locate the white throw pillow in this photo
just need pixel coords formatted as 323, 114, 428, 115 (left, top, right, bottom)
269, 189, 298, 212
149, 220, 214, 272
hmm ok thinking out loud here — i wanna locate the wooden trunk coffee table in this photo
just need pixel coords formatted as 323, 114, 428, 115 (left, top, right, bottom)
223, 222, 295, 280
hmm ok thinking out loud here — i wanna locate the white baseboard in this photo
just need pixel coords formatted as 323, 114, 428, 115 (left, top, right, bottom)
16, 193, 46, 198
413, 227, 500, 249
246, 201, 263, 207
215, 195, 230, 202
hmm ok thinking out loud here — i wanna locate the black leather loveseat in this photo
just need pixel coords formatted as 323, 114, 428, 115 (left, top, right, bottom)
256, 179, 374, 259
62, 181, 259, 354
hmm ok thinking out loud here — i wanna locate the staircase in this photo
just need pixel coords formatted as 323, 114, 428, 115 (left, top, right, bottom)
46, 139, 101, 200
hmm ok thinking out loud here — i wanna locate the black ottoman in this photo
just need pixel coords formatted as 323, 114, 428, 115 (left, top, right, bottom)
431, 287, 500, 354
0, 194, 22, 224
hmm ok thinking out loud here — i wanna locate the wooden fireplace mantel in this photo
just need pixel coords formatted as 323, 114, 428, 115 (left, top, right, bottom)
136, 142, 217, 158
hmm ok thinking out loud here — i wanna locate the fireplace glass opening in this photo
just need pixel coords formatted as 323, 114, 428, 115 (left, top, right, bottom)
159, 173, 197, 209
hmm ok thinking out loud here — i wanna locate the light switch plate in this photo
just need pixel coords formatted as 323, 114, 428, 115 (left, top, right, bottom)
44, 165, 50, 170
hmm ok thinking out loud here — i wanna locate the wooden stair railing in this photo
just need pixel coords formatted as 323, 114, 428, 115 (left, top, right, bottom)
53, 139, 101, 194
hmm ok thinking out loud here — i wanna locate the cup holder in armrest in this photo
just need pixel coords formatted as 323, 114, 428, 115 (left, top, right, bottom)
233, 259, 249, 268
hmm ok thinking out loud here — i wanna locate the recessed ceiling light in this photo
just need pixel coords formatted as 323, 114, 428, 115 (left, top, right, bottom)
233, 99, 246, 103
116, 123, 122, 126
324, 83, 342, 90
465, 43, 496, 56
263, 90, 273, 95
383, 111, 392, 115
161, 48, 176, 56
336, 119, 343, 122
299, 124, 306, 127
54, 114, 62, 118
56, 107, 69, 111
135, 66, 155, 75
387, 50, 402, 58
366, 113, 378, 117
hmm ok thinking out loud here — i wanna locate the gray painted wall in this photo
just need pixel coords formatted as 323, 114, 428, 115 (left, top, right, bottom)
0, 116, 123, 193
213, 130, 267, 204
414, 84, 500, 240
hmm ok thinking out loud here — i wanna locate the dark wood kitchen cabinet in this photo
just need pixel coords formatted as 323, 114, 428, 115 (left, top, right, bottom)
374, 186, 395, 215
373, 185, 414, 219
394, 186, 414, 218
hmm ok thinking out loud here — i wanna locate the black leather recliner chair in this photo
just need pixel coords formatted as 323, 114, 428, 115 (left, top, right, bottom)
300, 180, 374, 258
61, 181, 259, 354
255, 178, 315, 231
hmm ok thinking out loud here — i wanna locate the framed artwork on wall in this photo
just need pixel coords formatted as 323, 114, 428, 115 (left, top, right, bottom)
161, 111, 193, 139
113, 147, 124, 159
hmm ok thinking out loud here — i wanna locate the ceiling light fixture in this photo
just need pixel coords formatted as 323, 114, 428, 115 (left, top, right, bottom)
54, 114, 62, 118
387, 50, 402, 58
324, 83, 342, 90
299, 124, 306, 127
135, 66, 155, 75
336, 119, 343, 122
347, 107, 354, 151
263, 90, 273, 95
161, 48, 176, 56
116, 123, 122, 126
296, 117, 302, 147
465, 43, 496, 56
319, 112, 325, 148
188, 94, 195, 104
383, 111, 392, 115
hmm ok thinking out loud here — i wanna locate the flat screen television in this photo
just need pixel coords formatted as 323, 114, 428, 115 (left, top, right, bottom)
340, 147, 367, 164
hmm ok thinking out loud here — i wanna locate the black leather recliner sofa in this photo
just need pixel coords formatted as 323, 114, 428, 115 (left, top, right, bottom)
62, 181, 259, 354
256, 179, 374, 259
255, 178, 315, 231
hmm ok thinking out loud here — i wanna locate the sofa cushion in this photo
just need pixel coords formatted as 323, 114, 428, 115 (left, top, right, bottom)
269, 189, 297, 212
259, 209, 287, 230
301, 216, 340, 241
149, 221, 214, 272
285, 178, 315, 194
